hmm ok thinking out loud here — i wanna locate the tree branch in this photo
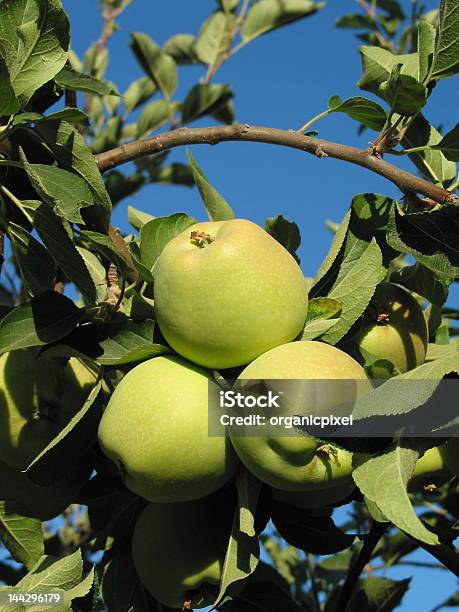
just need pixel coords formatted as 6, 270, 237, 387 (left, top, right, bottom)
0, 229, 4, 275
95, 125, 459, 206
416, 540, 459, 577
336, 521, 389, 611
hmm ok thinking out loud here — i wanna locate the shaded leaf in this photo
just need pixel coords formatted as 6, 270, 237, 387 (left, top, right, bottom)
0, 503, 44, 570
265, 215, 301, 262
187, 150, 235, 220
182, 83, 233, 124
431, 122, 459, 161
163, 33, 200, 65
55, 66, 119, 96
140, 213, 196, 272
379, 64, 427, 115
327, 95, 387, 131
242, 0, 323, 41
123, 76, 157, 115
130, 33, 178, 98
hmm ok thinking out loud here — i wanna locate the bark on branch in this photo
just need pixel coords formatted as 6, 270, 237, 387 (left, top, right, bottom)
95, 124, 459, 207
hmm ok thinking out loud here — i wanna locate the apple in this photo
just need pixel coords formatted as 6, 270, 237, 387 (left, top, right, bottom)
132, 498, 226, 609
153, 219, 308, 369
229, 341, 372, 491
272, 480, 355, 508
349, 283, 428, 374
0, 349, 98, 470
408, 445, 453, 492
98, 355, 238, 503
0, 458, 91, 521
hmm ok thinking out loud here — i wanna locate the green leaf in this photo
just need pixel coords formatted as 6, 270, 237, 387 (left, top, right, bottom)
265, 215, 301, 262
213, 470, 260, 607
306, 297, 342, 321
321, 239, 383, 344
194, 11, 234, 65
0, 291, 83, 354
431, 122, 459, 161
127, 206, 155, 230
36, 121, 112, 229
20, 156, 95, 224
34, 206, 97, 303
140, 213, 196, 272
0, 0, 70, 106
95, 320, 170, 366
312, 211, 351, 292
130, 33, 178, 98
137, 99, 172, 137
26, 383, 105, 485
401, 115, 457, 186
336, 14, 374, 30
8, 222, 56, 296
379, 64, 427, 115
417, 20, 436, 83
182, 83, 233, 124
348, 576, 411, 612
0, 55, 19, 115
358, 46, 419, 95
123, 76, 157, 115
386, 205, 459, 284
431, 0, 459, 79
76, 247, 107, 305
353, 446, 439, 545
54, 65, 119, 96
242, 0, 324, 41
163, 34, 200, 65
91, 115, 122, 155
187, 150, 235, 220
16, 549, 86, 593
219, 0, 240, 11
300, 318, 339, 341
327, 96, 387, 131
78, 229, 130, 275
0, 503, 44, 570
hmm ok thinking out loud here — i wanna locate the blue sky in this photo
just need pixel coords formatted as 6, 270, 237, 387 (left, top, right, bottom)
58, 1, 458, 610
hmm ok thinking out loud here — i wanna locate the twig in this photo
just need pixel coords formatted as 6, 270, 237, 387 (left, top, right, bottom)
415, 540, 459, 577
336, 521, 389, 611
95, 124, 459, 206
0, 230, 4, 275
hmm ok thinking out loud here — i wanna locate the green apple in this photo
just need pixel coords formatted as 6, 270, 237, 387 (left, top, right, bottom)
153, 219, 308, 369
408, 445, 453, 492
132, 498, 226, 609
0, 349, 98, 470
98, 355, 238, 503
349, 283, 428, 374
0, 459, 91, 521
229, 341, 372, 491
272, 480, 355, 508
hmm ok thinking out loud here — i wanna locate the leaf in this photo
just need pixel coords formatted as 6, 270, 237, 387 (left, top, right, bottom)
95, 320, 170, 366
163, 33, 200, 65
213, 477, 260, 607
237, 469, 262, 538
187, 150, 235, 220
336, 14, 374, 30
306, 297, 342, 321
312, 211, 351, 292
347, 575, 411, 612
358, 46, 419, 95
431, 122, 459, 161
321, 239, 383, 344
20, 156, 95, 224
35, 120, 112, 229
418, 20, 436, 82
136, 99, 172, 137
0, 55, 19, 115
0, 503, 44, 570
34, 205, 97, 304
0, 291, 83, 354
353, 446, 439, 545
265, 215, 301, 262
300, 318, 339, 341
26, 383, 105, 486
140, 213, 196, 272
194, 11, 234, 65
271, 504, 356, 554
431, 0, 459, 79
242, 0, 324, 41
123, 76, 157, 115
79, 229, 131, 275
390, 263, 449, 305
401, 114, 457, 186
127, 206, 155, 230
8, 222, 56, 295
130, 33, 178, 98
63, 567, 95, 607
379, 64, 427, 115
76, 247, 107, 305
54, 65, 119, 96
0, 0, 70, 105
16, 549, 86, 592
182, 83, 233, 124
386, 205, 459, 284
327, 96, 387, 131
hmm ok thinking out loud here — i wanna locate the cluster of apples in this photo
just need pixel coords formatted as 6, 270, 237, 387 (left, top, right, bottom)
0, 219, 457, 609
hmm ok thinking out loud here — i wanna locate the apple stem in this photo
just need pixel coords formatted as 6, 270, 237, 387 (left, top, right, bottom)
190, 231, 215, 248
376, 313, 390, 324
181, 597, 193, 610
